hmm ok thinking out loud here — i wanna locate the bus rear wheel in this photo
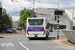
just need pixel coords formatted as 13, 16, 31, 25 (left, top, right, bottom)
29, 38, 32, 40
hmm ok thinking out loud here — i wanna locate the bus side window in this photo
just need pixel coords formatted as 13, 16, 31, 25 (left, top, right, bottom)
46, 23, 49, 29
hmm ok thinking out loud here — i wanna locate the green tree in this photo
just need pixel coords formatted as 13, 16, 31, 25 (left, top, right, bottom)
2, 14, 12, 26
20, 8, 26, 16
19, 9, 37, 26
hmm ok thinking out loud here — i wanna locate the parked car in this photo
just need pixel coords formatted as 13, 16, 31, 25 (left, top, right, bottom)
12, 27, 16, 33
12, 27, 16, 31
6, 28, 12, 33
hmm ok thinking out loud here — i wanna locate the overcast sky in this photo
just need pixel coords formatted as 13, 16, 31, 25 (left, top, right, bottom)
0, 0, 75, 21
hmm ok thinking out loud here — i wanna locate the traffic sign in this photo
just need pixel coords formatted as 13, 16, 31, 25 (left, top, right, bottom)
54, 10, 64, 15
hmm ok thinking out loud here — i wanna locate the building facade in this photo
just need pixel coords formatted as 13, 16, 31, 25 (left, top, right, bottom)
12, 21, 19, 29
34, 8, 75, 30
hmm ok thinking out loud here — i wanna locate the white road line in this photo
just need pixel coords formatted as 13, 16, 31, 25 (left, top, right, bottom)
7, 45, 9, 47
19, 42, 29, 50
8, 43, 14, 47
1, 43, 14, 47
2, 43, 4, 47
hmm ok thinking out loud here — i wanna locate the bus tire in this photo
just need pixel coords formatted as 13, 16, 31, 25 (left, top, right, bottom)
29, 38, 32, 40
44, 37, 47, 39
46, 36, 48, 38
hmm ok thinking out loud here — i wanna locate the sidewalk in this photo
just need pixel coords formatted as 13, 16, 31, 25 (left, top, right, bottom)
53, 30, 62, 32
0, 30, 24, 35
51, 36, 75, 49
8, 30, 24, 35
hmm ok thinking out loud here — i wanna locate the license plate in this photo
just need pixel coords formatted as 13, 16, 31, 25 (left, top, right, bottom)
34, 34, 38, 35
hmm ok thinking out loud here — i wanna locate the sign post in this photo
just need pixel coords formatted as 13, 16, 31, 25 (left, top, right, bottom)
55, 15, 60, 39
54, 10, 63, 39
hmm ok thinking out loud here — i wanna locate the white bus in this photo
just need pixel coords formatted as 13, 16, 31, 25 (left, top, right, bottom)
26, 17, 50, 39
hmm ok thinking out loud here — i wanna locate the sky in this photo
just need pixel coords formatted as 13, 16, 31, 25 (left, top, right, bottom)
7, 12, 20, 22
0, 0, 75, 21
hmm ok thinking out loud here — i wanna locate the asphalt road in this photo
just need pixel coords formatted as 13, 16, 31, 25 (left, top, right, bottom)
0, 32, 75, 50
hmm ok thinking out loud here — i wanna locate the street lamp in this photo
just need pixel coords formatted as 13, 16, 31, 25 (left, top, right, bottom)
28, 0, 40, 17
32, 0, 35, 17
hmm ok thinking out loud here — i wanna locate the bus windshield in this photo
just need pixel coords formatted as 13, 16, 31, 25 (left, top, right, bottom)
28, 19, 44, 25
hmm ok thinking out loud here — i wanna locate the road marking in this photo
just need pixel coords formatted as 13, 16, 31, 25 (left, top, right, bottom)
2, 43, 4, 47
8, 43, 14, 47
19, 42, 29, 50
0, 43, 14, 47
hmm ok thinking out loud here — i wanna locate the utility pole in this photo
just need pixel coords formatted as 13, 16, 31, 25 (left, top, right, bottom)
27, 0, 35, 17
28, 0, 40, 17
54, 0, 63, 39
55, 15, 60, 39
32, 0, 35, 17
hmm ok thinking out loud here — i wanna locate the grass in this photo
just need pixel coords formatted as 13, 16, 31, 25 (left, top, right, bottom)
0, 34, 7, 35
60, 35, 66, 37
22, 30, 26, 35
73, 17, 75, 19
